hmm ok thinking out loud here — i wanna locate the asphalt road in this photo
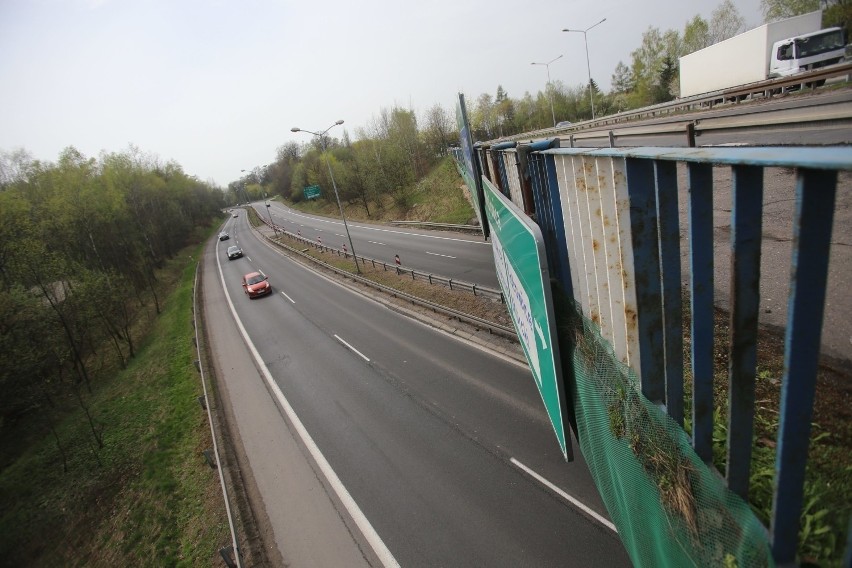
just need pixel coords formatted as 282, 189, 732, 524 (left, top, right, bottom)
254, 201, 500, 289
208, 212, 631, 567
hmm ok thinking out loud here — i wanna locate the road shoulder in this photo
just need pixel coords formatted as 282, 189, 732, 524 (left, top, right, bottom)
200, 236, 374, 567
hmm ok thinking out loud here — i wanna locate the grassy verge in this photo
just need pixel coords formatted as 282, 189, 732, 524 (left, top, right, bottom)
0, 230, 228, 566
247, 206, 511, 327
681, 305, 851, 565
287, 156, 476, 224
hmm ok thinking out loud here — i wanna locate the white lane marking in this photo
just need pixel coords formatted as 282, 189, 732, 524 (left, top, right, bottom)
426, 251, 457, 259
280, 291, 296, 304
368, 241, 387, 246
334, 334, 371, 362
316, 229, 323, 232
510, 458, 617, 533
259, 269, 266, 277
335, 234, 345, 238
215, 249, 399, 568
254, 229, 527, 371
247, 256, 252, 262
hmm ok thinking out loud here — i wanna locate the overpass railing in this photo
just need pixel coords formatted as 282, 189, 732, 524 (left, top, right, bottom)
459, 143, 852, 566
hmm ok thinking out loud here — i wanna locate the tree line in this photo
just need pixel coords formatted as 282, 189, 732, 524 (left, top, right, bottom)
0, 146, 225, 468
233, 0, 849, 207
471, 0, 850, 138
231, 104, 455, 216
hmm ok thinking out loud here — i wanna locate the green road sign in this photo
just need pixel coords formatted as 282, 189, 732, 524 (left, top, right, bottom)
304, 185, 321, 200
483, 177, 572, 460
455, 93, 488, 238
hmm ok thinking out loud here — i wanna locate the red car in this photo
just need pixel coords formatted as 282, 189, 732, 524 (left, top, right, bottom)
242, 271, 271, 298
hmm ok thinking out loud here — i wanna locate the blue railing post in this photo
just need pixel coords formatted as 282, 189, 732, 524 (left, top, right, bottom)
654, 160, 684, 426
687, 163, 715, 463
726, 165, 764, 499
770, 169, 838, 564
625, 158, 665, 402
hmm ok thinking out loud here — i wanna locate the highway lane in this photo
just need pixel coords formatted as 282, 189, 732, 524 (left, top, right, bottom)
251, 201, 501, 288
215, 214, 630, 566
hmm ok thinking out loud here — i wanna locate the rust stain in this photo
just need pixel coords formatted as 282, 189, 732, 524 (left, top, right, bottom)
591, 311, 601, 325
624, 307, 638, 330
593, 239, 600, 251
595, 207, 602, 217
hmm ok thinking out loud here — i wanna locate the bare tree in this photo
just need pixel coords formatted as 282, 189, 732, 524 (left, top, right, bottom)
709, 0, 748, 44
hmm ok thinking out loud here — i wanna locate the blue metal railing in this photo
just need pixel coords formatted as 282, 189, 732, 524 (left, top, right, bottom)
475, 144, 852, 565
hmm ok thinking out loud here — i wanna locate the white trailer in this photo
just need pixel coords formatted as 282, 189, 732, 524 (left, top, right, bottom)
679, 11, 825, 98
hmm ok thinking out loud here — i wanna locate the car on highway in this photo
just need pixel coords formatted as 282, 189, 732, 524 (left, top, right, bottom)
218, 231, 229, 241
227, 245, 243, 260
232, 213, 238, 218
242, 271, 271, 298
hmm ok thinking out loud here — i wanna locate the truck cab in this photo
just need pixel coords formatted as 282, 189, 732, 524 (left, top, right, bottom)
769, 27, 847, 78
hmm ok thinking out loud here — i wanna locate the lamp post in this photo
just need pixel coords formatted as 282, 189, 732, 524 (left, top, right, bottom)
563, 17, 606, 120
291, 120, 361, 274
531, 54, 563, 127
239, 169, 251, 205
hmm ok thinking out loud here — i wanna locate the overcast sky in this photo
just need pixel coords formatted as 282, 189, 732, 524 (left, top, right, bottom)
0, 0, 763, 187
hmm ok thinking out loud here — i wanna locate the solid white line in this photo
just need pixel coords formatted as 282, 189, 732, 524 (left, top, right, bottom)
510, 458, 617, 533
280, 291, 296, 304
334, 334, 371, 362
215, 250, 398, 568
425, 251, 457, 259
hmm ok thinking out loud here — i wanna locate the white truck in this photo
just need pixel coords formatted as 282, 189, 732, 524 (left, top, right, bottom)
679, 11, 847, 98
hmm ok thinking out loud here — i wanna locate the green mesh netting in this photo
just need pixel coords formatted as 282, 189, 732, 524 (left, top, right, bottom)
554, 288, 773, 567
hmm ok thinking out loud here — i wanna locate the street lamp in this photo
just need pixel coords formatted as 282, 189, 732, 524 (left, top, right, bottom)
563, 17, 606, 120
531, 54, 563, 127
291, 120, 361, 274
239, 169, 251, 205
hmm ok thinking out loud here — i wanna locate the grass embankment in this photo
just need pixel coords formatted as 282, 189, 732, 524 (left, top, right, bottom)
289, 155, 477, 224
0, 230, 228, 566
696, 308, 852, 565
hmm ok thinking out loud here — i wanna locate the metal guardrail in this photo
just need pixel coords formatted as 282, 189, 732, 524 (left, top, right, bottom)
253, 213, 504, 303
192, 264, 242, 568
489, 63, 852, 148
246, 216, 515, 339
